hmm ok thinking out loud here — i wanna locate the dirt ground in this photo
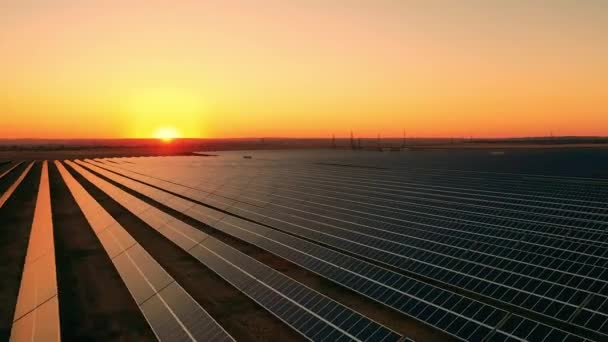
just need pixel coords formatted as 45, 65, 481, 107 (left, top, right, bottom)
0, 162, 40, 340
0, 161, 13, 173
0, 163, 27, 195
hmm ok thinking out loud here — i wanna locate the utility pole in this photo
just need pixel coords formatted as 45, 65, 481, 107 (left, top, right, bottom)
402, 129, 407, 148
331, 134, 336, 148
350, 131, 355, 150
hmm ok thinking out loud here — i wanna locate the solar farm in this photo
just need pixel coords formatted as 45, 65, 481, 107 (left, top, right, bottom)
0, 150, 607, 342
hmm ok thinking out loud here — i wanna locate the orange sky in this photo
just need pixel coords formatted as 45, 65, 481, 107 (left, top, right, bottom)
1, 0, 607, 139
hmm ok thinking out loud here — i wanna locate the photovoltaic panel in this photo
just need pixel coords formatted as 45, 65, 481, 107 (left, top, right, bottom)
99, 157, 608, 337
82, 159, 591, 342
71, 160, 404, 342
9, 297, 60, 342
90, 156, 603, 340
55, 161, 234, 342
10, 161, 60, 342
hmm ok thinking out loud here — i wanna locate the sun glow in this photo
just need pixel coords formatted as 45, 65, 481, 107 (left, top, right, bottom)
126, 88, 206, 139
154, 127, 181, 142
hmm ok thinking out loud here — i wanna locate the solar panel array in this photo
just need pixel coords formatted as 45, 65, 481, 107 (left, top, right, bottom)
82, 158, 583, 342
70, 160, 402, 342
56, 161, 234, 342
82, 159, 505, 339
1, 151, 605, 342
88, 153, 608, 341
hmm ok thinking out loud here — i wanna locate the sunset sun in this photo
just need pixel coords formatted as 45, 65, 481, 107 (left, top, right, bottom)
154, 127, 181, 142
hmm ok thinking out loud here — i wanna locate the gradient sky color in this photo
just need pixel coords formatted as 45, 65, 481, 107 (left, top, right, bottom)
1, 0, 607, 139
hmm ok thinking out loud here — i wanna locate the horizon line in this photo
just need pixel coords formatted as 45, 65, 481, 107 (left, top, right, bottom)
1, 135, 607, 141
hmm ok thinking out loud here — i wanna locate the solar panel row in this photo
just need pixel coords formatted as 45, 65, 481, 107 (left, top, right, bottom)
56, 161, 234, 342
86, 159, 591, 341
86, 159, 505, 341
71, 160, 402, 342
286, 158, 607, 205
10, 161, 60, 342
217, 188, 608, 335
242, 190, 606, 260
119, 157, 608, 324
131, 154, 607, 202
209, 174, 605, 332
258, 166, 607, 213
259, 199, 608, 318
102, 158, 604, 243
96, 157, 607, 337
269, 180, 606, 239
297, 162, 608, 200
261, 164, 608, 205
246, 172, 608, 232
101, 157, 607, 259
219, 172, 607, 245
178, 168, 605, 302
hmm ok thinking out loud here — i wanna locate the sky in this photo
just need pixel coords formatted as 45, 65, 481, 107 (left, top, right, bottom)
1, 0, 607, 139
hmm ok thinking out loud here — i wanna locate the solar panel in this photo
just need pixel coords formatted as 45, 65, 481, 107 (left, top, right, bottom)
10, 297, 60, 342
256, 169, 606, 220
82, 159, 592, 341
70, 160, 404, 342
126, 166, 603, 332
87, 156, 605, 340
101, 156, 608, 238
256, 182, 606, 242
55, 161, 234, 342
10, 161, 60, 342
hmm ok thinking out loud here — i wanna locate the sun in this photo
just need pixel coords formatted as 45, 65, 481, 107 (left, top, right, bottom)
154, 127, 181, 142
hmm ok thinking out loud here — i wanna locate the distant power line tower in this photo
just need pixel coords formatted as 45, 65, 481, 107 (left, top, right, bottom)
350, 131, 355, 150
402, 129, 407, 148
331, 134, 336, 148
